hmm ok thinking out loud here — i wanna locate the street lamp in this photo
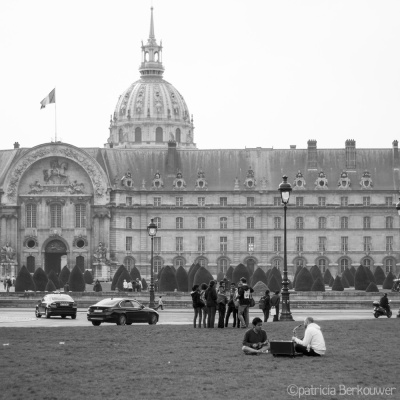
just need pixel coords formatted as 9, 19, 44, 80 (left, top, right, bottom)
147, 218, 158, 308
278, 175, 294, 321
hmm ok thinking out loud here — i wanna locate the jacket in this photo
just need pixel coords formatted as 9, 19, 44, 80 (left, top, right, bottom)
293, 323, 326, 355
205, 285, 218, 307
237, 284, 254, 306
270, 294, 280, 308
191, 290, 204, 308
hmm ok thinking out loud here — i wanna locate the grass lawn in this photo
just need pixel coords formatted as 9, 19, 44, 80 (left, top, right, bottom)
0, 319, 398, 400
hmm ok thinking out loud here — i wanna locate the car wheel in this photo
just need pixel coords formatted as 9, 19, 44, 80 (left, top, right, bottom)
92, 321, 101, 326
126, 322, 132, 325
387, 311, 392, 318
71, 314, 77, 320
148, 314, 158, 325
45, 308, 51, 319
374, 312, 379, 318
116, 314, 127, 326
61, 315, 67, 319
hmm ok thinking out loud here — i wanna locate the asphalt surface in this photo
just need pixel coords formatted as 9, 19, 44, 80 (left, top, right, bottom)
0, 308, 380, 328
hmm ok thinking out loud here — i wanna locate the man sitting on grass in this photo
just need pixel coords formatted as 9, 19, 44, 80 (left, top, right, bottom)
292, 317, 326, 357
242, 317, 269, 355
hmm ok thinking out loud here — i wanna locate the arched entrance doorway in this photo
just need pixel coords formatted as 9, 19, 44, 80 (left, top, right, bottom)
45, 240, 67, 275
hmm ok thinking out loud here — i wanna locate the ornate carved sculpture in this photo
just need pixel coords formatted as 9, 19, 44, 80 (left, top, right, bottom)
1, 242, 15, 262
173, 170, 186, 190
314, 171, 328, 189
244, 166, 257, 189
68, 180, 85, 194
337, 171, 351, 189
360, 170, 373, 189
293, 170, 306, 189
28, 180, 43, 194
93, 242, 107, 262
195, 168, 208, 190
120, 171, 134, 188
151, 171, 164, 190
234, 177, 240, 191
43, 159, 69, 184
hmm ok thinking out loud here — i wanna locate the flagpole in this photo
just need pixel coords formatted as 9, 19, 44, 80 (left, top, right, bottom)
55, 87, 57, 142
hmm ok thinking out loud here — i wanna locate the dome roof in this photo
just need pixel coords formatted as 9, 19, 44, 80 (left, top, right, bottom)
106, 8, 195, 149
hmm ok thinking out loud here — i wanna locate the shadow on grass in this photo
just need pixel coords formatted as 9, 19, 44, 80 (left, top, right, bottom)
0, 319, 398, 400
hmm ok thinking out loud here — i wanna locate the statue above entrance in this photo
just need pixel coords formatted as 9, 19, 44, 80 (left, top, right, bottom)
94, 242, 108, 262
43, 159, 69, 184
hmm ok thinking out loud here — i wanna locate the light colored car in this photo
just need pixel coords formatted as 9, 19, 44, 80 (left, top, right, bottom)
35, 293, 77, 319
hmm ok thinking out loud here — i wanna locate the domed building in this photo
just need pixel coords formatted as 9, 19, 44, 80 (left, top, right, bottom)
0, 8, 399, 284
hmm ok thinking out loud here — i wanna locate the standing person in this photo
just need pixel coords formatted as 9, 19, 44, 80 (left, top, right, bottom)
242, 317, 269, 355
64, 282, 70, 292
260, 289, 271, 323
205, 280, 217, 328
191, 285, 204, 328
217, 284, 228, 328
292, 317, 326, 357
237, 277, 254, 328
6, 277, 12, 293
123, 279, 128, 292
127, 280, 132, 292
200, 283, 208, 328
155, 296, 164, 310
225, 283, 238, 328
270, 290, 281, 322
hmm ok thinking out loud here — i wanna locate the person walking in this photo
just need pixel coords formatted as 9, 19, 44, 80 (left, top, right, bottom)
200, 283, 208, 328
225, 283, 238, 327
217, 284, 228, 328
191, 285, 204, 328
260, 289, 271, 323
270, 290, 280, 321
237, 277, 254, 328
205, 280, 217, 328
155, 296, 164, 310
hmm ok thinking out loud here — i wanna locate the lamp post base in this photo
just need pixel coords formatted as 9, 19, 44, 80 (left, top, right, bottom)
279, 289, 294, 321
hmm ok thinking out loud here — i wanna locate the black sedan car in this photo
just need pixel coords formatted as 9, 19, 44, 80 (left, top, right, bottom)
35, 293, 77, 319
87, 298, 159, 326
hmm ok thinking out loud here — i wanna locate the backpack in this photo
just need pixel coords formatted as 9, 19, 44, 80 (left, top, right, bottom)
259, 296, 266, 310
243, 289, 250, 299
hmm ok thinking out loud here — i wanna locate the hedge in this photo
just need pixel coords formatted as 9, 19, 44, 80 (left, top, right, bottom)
253, 281, 268, 292
323, 269, 333, 285
294, 267, 313, 291
83, 270, 94, 285
188, 263, 201, 290
268, 267, 282, 288
68, 265, 86, 292
328, 276, 334, 287
342, 268, 354, 287
293, 266, 303, 287
47, 270, 61, 289
251, 268, 268, 287
15, 265, 36, 292
365, 282, 379, 292
159, 265, 177, 291
111, 264, 126, 291
310, 265, 323, 282
59, 266, 71, 286
354, 266, 370, 290
232, 263, 250, 285
141, 278, 148, 291
373, 266, 386, 285
193, 266, 214, 287
265, 268, 272, 283
32, 268, 48, 291
331, 276, 344, 291
217, 271, 225, 283
267, 275, 281, 293
176, 266, 188, 292
129, 266, 141, 282
341, 274, 349, 288
311, 277, 325, 291
226, 266, 234, 282
45, 279, 57, 292
382, 271, 396, 290
350, 266, 357, 276
117, 268, 133, 291
364, 267, 376, 284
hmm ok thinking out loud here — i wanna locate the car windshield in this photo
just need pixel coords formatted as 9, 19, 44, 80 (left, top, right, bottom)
94, 299, 120, 307
50, 295, 73, 302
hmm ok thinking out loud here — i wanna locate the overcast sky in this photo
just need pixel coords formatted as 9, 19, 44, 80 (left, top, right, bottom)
1, 0, 400, 150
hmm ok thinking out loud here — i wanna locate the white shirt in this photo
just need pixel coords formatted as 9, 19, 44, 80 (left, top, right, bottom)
293, 323, 326, 355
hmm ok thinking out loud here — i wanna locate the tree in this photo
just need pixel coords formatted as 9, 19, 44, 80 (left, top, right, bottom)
129, 266, 141, 282
295, 268, 313, 291
268, 275, 281, 293
268, 267, 282, 289
188, 263, 201, 290
83, 270, 94, 284
323, 269, 333, 285
293, 266, 303, 287
59, 266, 71, 286
68, 265, 86, 292
341, 274, 349, 289
157, 266, 164, 280
310, 265, 323, 282
117, 269, 133, 291
217, 271, 225, 283
159, 265, 177, 291
342, 268, 354, 287
364, 267, 376, 284
354, 266, 370, 290
311, 277, 325, 291
45, 279, 56, 292
251, 268, 268, 287
331, 276, 344, 291
350, 266, 357, 276
32, 268, 48, 291
47, 270, 61, 289
232, 263, 250, 285
176, 266, 188, 292
365, 282, 379, 292
111, 264, 126, 291
373, 266, 386, 285
382, 271, 396, 290
328, 276, 334, 287
226, 266, 234, 282
193, 266, 214, 287
265, 268, 272, 283
15, 265, 36, 292
253, 281, 268, 292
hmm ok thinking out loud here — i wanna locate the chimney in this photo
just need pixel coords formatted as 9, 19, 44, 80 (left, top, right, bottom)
307, 140, 317, 169
393, 140, 399, 169
166, 140, 179, 176
345, 139, 356, 169
13, 142, 20, 149
290, 145, 296, 149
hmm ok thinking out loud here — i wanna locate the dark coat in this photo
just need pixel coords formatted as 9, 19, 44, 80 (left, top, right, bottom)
205, 286, 217, 307
191, 291, 204, 308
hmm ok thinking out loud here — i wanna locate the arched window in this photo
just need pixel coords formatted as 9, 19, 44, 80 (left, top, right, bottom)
296, 217, 304, 229
76, 256, 85, 272
340, 258, 349, 273
135, 127, 142, 142
318, 217, 326, 229
126, 217, 132, 229
119, 128, 124, 142
75, 204, 86, 228
318, 258, 326, 272
385, 258, 393, 274
219, 258, 229, 273
247, 217, 255, 229
26, 203, 37, 228
156, 127, 163, 142
341, 216, 348, 229
220, 217, 227, 229
175, 257, 185, 269
27, 256, 35, 273
294, 258, 305, 269
50, 203, 62, 228
273, 258, 281, 269
154, 217, 161, 229
386, 216, 393, 229
198, 217, 205, 229
196, 257, 207, 268
362, 258, 372, 269
176, 217, 183, 229
175, 128, 181, 142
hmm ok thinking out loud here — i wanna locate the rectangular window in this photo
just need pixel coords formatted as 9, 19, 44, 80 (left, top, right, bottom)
247, 237, 254, 252
363, 236, 372, 252
154, 237, 161, 252
220, 197, 227, 206
296, 237, 304, 252
386, 217, 393, 229
341, 237, 348, 252
198, 217, 205, 229
220, 237, 227, 253
274, 217, 281, 229
247, 217, 254, 229
363, 216, 371, 229
385, 197, 393, 206
50, 204, 62, 228
176, 197, 183, 206
198, 236, 205, 252
296, 197, 303, 207
273, 237, 281, 252
341, 217, 348, 229
126, 236, 132, 251
318, 197, 326, 206
26, 204, 37, 228
75, 204, 86, 228
247, 197, 255, 207
273, 197, 281, 206
154, 197, 161, 206
126, 196, 132, 206
176, 217, 183, 229
318, 237, 326, 251
363, 196, 370, 206
176, 237, 183, 252
198, 197, 205, 207
296, 217, 304, 229
341, 196, 348, 207
386, 236, 393, 252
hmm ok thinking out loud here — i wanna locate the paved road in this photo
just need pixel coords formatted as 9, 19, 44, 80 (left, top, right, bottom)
0, 308, 378, 328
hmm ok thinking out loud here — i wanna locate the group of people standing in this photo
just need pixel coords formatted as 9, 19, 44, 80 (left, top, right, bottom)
191, 277, 282, 328
122, 278, 142, 292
